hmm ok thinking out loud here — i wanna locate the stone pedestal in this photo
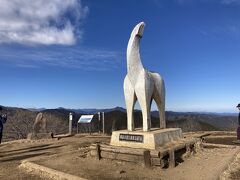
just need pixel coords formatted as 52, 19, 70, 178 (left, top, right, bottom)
110, 128, 183, 150
27, 132, 53, 140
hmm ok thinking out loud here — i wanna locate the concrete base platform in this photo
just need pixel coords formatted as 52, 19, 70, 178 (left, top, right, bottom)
110, 128, 183, 149
90, 136, 197, 167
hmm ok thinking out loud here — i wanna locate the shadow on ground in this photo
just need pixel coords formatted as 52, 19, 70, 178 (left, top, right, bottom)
0, 143, 65, 163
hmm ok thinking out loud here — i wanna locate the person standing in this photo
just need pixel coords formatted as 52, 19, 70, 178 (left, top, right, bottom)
237, 104, 240, 140
0, 106, 7, 144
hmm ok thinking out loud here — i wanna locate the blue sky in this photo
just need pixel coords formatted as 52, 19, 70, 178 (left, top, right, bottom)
0, 0, 239, 112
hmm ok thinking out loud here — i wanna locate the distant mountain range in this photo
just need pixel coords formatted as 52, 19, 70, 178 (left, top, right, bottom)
26, 106, 126, 114
26, 106, 238, 116
30, 106, 239, 132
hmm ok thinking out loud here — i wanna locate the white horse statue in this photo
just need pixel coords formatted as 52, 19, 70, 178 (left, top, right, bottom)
124, 22, 166, 132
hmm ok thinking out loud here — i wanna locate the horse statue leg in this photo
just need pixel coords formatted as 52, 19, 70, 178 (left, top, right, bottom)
124, 75, 137, 131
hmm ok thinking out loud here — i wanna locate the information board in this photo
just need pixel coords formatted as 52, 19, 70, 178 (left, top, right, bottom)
78, 115, 94, 123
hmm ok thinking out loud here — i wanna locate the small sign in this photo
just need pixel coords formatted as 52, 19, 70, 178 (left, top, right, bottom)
119, 134, 144, 143
78, 115, 94, 123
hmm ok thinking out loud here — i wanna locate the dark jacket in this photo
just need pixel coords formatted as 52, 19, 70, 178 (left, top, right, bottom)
239, 112, 240, 126
0, 114, 7, 129
0, 116, 3, 131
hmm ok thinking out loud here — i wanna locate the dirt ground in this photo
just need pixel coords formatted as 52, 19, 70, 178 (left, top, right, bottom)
1, 132, 240, 180
36, 143, 240, 180
0, 134, 110, 180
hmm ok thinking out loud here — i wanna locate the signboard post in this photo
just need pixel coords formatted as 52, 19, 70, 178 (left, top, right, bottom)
69, 112, 73, 135
98, 112, 101, 134
102, 112, 105, 134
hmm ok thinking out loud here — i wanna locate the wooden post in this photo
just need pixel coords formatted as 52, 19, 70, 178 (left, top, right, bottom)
102, 112, 105, 134
96, 144, 101, 160
168, 149, 175, 168
160, 158, 168, 168
89, 124, 91, 135
143, 150, 151, 168
181, 143, 191, 160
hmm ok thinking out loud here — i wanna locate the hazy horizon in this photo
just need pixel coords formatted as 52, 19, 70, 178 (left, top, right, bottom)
1, 104, 238, 114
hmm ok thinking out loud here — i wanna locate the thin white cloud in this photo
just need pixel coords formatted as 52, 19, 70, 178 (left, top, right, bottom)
226, 25, 240, 37
221, 0, 240, 5
153, 0, 240, 6
196, 24, 240, 39
0, 0, 88, 45
171, 0, 240, 5
0, 46, 123, 71
174, 0, 192, 4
